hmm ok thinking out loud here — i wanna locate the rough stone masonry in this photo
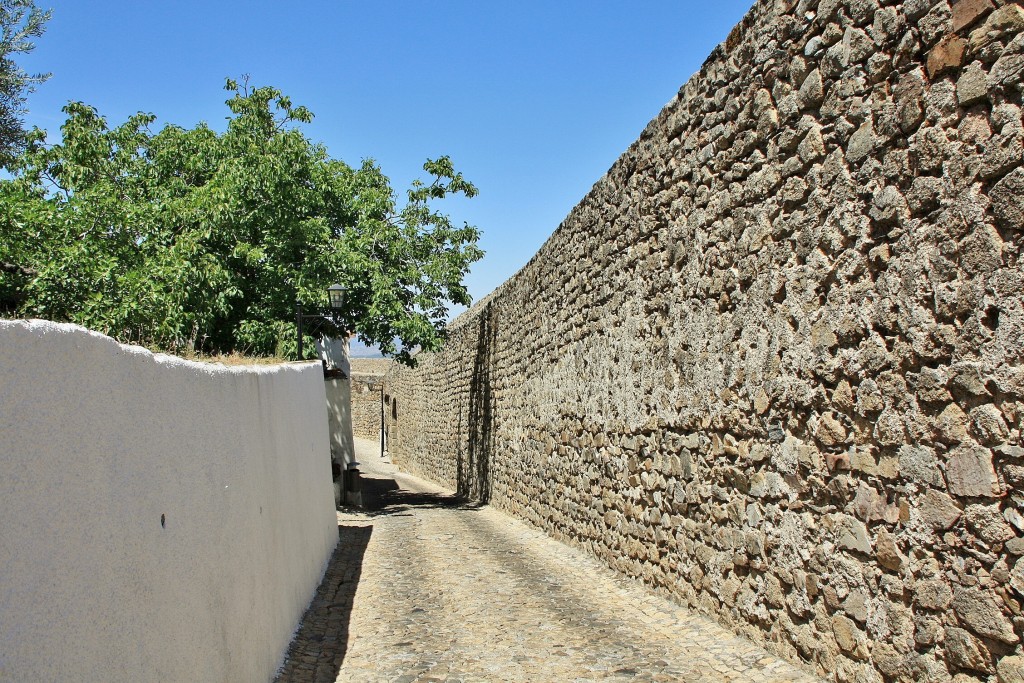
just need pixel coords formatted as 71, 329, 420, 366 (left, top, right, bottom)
350, 358, 389, 442
384, 0, 1024, 680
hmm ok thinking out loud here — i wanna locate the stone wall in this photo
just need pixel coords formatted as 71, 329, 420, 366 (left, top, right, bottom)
385, 0, 1024, 680
0, 320, 338, 683
350, 358, 390, 442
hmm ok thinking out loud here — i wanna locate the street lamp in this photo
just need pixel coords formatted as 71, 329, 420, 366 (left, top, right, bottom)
328, 284, 346, 312
296, 284, 348, 361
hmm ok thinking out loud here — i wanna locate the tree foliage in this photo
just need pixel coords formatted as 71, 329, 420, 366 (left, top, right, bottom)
0, 79, 483, 363
0, 0, 49, 163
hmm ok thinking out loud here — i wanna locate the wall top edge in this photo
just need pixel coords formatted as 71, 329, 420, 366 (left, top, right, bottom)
1, 318, 313, 377
445, 0, 774, 334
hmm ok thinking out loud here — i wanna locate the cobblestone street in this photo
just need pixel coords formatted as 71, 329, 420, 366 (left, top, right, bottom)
275, 438, 821, 683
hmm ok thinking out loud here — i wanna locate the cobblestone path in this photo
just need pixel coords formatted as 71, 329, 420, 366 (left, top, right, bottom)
275, 438, 821, 683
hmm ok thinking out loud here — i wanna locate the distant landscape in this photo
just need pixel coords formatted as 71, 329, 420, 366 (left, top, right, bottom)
349, 339, 384, 359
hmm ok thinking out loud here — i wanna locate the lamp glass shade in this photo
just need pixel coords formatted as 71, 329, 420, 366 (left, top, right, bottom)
327, 284, 345, 310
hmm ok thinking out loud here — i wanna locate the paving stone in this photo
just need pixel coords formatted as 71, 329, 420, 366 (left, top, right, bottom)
275, 438, 822, 683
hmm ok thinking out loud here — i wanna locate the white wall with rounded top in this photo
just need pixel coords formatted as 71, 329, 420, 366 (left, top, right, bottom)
0, 320, 338, 683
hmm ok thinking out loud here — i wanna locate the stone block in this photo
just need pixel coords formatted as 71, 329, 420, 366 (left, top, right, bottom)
911, 125, 950, 173
992, 49, 1024, 93
919, 489, 962, 530
970, 5, 1024, 54
998, 656, 1024, 683
753, 388, 769, 414
960, 223, 1005, 276
846, 119, 877, 164
855, 379, 884, 415
852, 482, 900, 523
899, 445, 944, 487
832, 380, 854, 411
894, 69, 927, 132
946, 444, 1000, 498
952, 586, 1019, 644
916, 615, 944, 646
1006, 506, 1024, 533
1010, 557, 1024, 596
874, 409, 906, 447
815, 412, 848, 447
927, 34, 967, 78
843, 588, 869, 623
826, 452, 851, 472
916, 578, 953, 610
951, 0, 995, 33
797, 124, 826, 163
936, 403, 971, 443
957, 61, 989, 106
946, 627, 994, 673
920, 2, 954, 46
991, 168, 1024, 233
836, 514, 873, 554
833, 614, 868, 658
870, 185, 910, 226
905, 0, 933, 21
963, 504, 1014, 545
875, 529, 905, 570
950, 364, 991, 398
849, 446, 879, 474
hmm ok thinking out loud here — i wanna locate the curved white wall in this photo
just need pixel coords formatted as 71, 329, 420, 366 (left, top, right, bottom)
0, 320, 338, 682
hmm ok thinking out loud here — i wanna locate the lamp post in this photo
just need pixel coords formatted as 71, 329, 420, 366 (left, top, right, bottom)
328, 283, 345, 313
296, 284, 347, 361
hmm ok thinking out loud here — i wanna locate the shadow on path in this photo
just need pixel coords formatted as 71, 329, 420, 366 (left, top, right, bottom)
273, 524, 371, 683
362, 471, 483, 516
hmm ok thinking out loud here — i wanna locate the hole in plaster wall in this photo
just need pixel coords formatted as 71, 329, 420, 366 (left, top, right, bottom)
160, 513, 166, 528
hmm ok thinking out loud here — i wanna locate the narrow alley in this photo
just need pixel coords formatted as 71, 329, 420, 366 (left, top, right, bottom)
274, 438, 821, 683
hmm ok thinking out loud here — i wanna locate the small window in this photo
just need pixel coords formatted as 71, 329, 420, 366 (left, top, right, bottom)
392, 398, 398, 421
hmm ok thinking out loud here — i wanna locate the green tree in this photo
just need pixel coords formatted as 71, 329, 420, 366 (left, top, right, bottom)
0, 0, 50, 163
0, 79, 483, 363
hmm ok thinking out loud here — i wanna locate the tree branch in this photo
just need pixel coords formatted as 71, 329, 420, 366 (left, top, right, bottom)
1, 261, 37, 277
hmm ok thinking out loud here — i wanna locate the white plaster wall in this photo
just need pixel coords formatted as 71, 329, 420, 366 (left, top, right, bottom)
325, 378, 356, 468
315, 334, 351, 376
0, 320, 338, 683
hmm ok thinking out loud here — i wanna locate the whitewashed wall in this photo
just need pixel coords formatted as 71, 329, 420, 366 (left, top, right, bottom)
0, 320, 338, 682
325, 378, 356, 467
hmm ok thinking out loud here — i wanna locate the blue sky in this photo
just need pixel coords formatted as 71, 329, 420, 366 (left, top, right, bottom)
20, 1, 754, 315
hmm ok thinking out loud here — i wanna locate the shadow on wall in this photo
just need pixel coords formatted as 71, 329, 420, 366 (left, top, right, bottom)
458, 301, 496, 503
273, 524, 372, 683
325, 378, 356, 468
